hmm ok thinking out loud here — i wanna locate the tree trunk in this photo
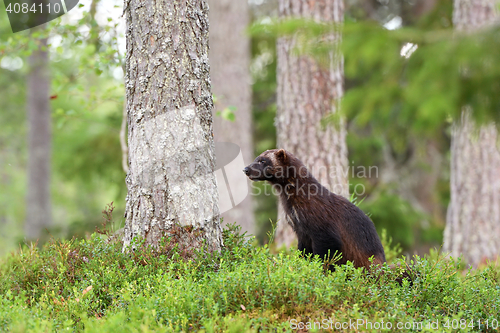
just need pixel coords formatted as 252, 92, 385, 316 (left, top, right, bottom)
122, 0, 223, 251
25, 37, 52, 240
208, 0, 255, 235
274, 0, 348, 247
444, 0, 500, 267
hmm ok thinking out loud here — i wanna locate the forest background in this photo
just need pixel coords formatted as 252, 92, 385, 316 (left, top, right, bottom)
0, 0, 487, 256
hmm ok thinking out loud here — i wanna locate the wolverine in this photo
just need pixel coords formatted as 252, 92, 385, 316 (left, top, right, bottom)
244, 149, 386, 269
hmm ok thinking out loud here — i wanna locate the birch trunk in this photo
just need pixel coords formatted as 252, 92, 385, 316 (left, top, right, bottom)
209, 0, 255, 235
122, 0, 223, 251
25, 37, 52, 240
444, 0, 500, 266
275, 0, 348, 247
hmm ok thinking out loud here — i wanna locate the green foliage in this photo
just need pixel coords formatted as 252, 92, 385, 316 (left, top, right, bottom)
251, 13, 500, 134
213, 95, 237, 122
360, 189, 424, 249
379, 229, 403, 263
342, 22, 500, 136
1, 226, 500, 332
216, 106, 237, 122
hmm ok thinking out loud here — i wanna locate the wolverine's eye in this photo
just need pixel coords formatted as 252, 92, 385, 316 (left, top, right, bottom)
259, 160, 265, 164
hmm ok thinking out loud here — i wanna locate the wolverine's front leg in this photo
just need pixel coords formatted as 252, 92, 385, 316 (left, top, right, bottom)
298, 235, 313, 257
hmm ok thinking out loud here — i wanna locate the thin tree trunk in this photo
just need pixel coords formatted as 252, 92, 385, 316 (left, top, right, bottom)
25, 37, 52, 240
208, 0, 255, 235
122, 0, 223, 251
444, 0, 500, 267
275, 0, 348, 247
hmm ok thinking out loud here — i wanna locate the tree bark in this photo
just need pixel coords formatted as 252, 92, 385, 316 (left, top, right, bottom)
444, 0, 500, 267
274, 0, 348, 247
122, 0, 223, 251
208, 0, 255, 235
25, 37, 52, 240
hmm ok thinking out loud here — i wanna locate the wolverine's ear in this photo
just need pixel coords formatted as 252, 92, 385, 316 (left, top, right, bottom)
276, 149, 288, 163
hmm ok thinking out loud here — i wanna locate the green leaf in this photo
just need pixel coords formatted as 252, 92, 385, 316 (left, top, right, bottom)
216, 107, 236, 122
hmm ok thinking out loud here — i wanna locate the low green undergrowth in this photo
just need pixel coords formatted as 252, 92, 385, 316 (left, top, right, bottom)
0, 224, 499, 332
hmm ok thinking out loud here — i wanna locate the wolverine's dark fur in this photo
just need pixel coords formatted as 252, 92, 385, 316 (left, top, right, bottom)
244, 149, 386, 270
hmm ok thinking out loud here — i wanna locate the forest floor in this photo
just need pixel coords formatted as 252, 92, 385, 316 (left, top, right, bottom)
1, 223, 499, 332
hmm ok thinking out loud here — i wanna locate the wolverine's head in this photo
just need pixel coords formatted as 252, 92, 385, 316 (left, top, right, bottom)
243, 149, 293, 183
